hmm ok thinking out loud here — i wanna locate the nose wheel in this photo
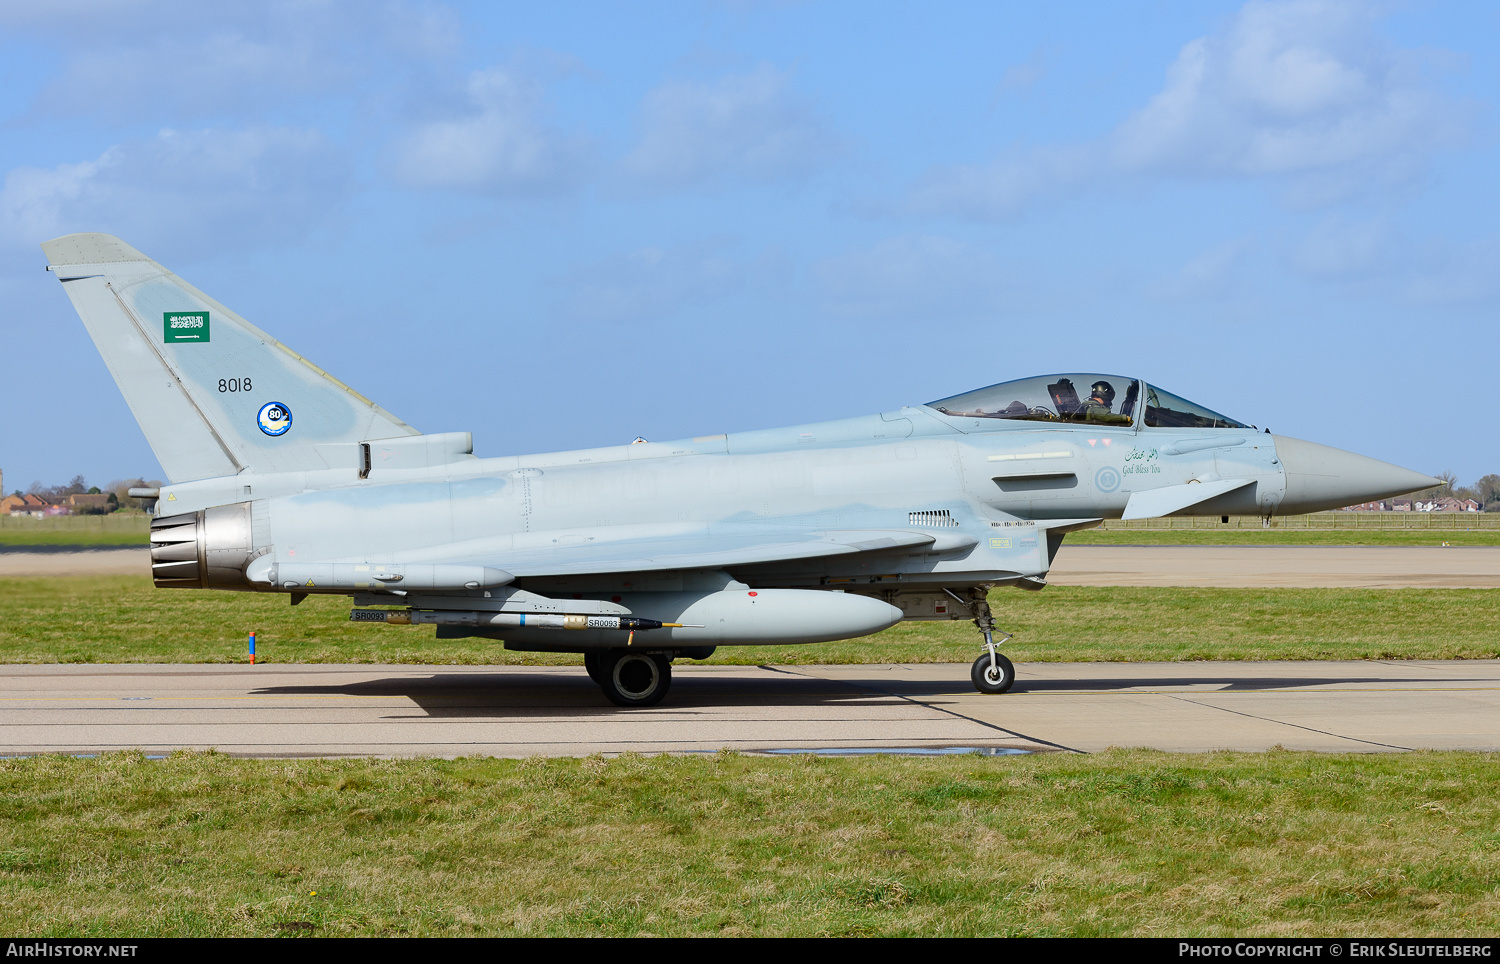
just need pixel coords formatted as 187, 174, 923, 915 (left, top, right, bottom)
971, 651, 1015, 693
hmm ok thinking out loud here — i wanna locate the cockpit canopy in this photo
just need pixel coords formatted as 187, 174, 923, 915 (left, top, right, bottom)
926, 374, 1248, 430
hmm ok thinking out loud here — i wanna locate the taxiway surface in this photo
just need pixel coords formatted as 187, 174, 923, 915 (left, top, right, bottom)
6, 546, 1494, 756
3, 660, 1497, 757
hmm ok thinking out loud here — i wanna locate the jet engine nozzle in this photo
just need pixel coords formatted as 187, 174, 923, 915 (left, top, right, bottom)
149, 503, 259, 589
1272, 436, 1439, 515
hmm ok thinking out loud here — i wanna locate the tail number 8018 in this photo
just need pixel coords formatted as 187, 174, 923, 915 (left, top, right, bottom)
219, 377, 252, 393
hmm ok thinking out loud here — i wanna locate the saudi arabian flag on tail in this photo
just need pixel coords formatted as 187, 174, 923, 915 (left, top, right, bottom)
164, 311, 210, 343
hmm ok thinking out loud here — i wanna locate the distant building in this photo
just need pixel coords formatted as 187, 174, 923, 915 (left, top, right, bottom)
65, 493, 112, 513
2, 493, 46, 513
1417, 497, 1480, 513
1, 494, 65, 517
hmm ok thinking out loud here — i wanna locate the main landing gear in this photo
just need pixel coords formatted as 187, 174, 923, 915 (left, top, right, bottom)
948, 588, 1016, 694
582, 647, 714, 708
584, 650, 672, 707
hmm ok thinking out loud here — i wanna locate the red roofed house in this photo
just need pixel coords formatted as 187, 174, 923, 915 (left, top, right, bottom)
2, 494, 67, 517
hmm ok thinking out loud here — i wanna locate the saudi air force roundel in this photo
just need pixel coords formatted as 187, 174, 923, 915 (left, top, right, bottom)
257, 401, 292, 436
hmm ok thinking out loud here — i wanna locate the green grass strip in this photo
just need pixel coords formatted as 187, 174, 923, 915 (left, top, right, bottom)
1068, 529, 1500, 546
2, 512, 1496, 546
1, 576, 1494, 664
0, 514, 149, 546
0, 750, 1496, 936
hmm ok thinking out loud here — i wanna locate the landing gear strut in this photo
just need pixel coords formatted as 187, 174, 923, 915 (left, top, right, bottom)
948, 588, 1016, 694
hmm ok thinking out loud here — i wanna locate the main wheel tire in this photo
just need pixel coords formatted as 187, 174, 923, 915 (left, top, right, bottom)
598, 651, 672, 707
970, 652, 1015, 694
583, 651, 602, 684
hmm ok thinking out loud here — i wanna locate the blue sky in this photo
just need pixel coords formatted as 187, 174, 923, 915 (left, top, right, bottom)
2, 0, 1496, 490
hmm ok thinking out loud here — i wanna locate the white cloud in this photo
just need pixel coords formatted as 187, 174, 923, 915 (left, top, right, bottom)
624, 65, 844, 185
4, 1, 461, 122
1111, 0, 1462, 178
906, 144, 1097, 220
993, 47, 1054, 99
1148, 237, 1256, 301
1, 126, 353, 254
389, 67, 592, 195
556, 240, 789, 324
40, 31, 348, 119
1290, 214, 1396, 279
0, 158, 106, 247
1283, 216, 1500, 306
905, 0, 1468, 220
813, 235, 1013, 319
1401, 237, 1500, 306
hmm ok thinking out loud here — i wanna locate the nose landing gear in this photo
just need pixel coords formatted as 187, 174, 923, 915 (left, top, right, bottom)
947, 587, 1016, 694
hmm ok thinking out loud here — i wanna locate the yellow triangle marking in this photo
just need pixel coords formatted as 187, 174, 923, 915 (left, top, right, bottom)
305, 579, 315, 587
166, 493, 177, 500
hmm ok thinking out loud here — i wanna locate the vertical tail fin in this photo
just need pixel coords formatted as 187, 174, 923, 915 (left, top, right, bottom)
42, 233, 419, 483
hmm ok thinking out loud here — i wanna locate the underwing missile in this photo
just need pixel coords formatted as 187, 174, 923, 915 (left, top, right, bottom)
350, 610, 689, 631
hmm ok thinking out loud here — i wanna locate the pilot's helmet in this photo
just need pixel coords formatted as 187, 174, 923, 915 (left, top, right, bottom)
1090, 380, 1116, 406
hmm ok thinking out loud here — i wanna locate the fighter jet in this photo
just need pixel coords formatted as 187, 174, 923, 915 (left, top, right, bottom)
42, 234, 1438, 707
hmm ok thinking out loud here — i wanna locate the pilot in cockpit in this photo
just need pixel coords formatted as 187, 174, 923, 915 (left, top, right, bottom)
1076, 380, 1116, 419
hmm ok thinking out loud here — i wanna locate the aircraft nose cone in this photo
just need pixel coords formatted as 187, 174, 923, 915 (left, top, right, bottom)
1272, 435, 1440, 514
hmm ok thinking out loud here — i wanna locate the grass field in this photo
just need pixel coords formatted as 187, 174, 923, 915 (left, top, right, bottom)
5, 551, 1497, 938
1067, 529, 1500, 546
1072, 511, 1500, 544
1, 749, 1496, 936
3, 513, 1498, 546
1, 575, 1495, 665
0, 513, 149, 546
